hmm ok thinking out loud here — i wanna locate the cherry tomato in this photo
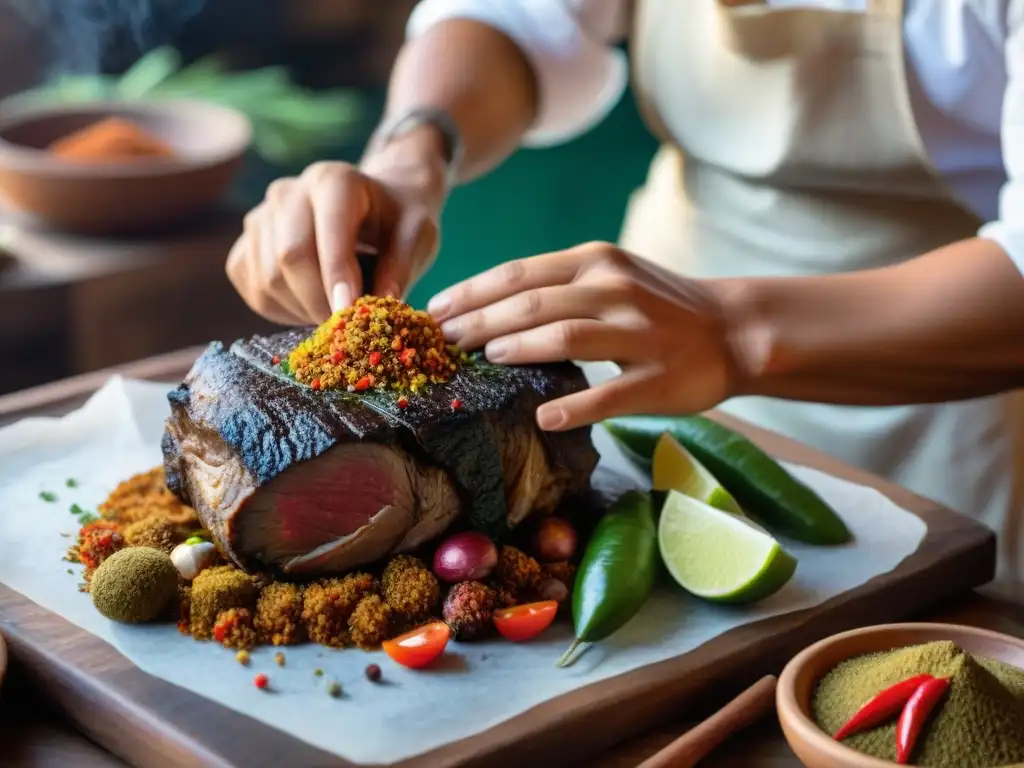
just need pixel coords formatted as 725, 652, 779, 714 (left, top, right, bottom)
493, 600, 559, 642
382, 621, 450, 669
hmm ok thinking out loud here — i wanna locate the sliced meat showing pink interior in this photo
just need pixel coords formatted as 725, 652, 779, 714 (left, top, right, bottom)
235, 443, 421, 574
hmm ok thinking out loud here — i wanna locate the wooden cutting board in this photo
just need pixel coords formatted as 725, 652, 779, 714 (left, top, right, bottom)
0, 348, 997, 768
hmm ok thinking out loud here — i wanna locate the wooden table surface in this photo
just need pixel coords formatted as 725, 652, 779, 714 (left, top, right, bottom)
0, 351, 1018, 768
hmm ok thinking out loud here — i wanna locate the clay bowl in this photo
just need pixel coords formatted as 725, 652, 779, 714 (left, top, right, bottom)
0, 100, 250, 235
777, 622, 1024, 767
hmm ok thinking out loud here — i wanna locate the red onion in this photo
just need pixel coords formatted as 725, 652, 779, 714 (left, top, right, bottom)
533, 517, 578, 562
432, 532, 498, 583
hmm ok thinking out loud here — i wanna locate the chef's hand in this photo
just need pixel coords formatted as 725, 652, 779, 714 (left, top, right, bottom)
227, 131, 448, 325
428, 243, 744, 431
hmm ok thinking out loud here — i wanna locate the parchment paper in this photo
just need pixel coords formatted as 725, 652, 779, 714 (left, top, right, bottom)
0, 376, 927, 765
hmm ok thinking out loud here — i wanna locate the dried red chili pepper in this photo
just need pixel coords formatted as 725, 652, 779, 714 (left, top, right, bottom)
895, 676, 950, 764
833, 674, 935, 741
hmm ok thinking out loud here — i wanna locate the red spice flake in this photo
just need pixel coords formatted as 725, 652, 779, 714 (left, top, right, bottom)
354, 376, 372, 392
359, 305, 371, 315
254, 673, 269, 690
311, 378, 322, 391
213, 613, 238, 643
450, 399, 463, 411
399, 348, 417, 367
69, 520, 125, 570
271, 355, 280, 365
331, 350, 345, 365
397, 396, 409, 409
369, 351, 382, 367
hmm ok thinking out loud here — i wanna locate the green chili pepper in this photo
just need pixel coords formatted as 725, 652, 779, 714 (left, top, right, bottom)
557, 491, 657, 668
604, 415, 851, 545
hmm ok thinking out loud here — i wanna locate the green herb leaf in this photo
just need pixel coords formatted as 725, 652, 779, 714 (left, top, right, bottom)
40, 491, 58, 503
77, 513, 99, 526
66, 478, 78, 488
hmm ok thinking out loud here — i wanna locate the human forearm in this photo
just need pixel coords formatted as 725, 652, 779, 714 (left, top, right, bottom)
367, 19, 538, 183
721, 238, 1024, 405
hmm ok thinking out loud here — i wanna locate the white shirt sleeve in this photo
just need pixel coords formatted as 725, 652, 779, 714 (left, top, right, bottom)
977, 4, 1024, 275
406, 0, 630, 147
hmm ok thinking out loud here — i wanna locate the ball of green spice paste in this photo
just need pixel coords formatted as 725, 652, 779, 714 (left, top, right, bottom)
91, 546, 179, 623
813, 640, 1024, 767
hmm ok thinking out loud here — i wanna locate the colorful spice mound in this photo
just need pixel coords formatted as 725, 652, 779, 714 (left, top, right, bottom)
443, 581, 496, 641
98, 467, 197, 529
287, 295, 461, 393
813, 640, 1024, 766
67, 519, 125, 574
49, 117, 176, 163
90, 547, 179, 623
255, 582, 305, 646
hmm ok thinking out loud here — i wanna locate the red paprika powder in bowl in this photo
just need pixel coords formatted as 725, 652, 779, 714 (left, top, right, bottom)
0, 100, 250, 235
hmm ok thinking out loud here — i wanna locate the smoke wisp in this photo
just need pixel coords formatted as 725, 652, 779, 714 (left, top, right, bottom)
7, 0, 205, 77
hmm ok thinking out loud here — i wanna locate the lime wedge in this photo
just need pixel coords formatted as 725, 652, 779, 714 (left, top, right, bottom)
658, 490, 797, 605
653, 433, 743, 516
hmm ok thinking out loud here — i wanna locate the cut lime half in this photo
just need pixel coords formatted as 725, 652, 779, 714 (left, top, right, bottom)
652, 433, 743, 516
658, 490, 797, 605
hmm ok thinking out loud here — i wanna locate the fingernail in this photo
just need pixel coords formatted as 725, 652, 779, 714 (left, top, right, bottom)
537, 405, 567, 431
485, 339, 510, 362
331, 283, 351, 312
440, 318, 461, 340
427, 293, 452, 319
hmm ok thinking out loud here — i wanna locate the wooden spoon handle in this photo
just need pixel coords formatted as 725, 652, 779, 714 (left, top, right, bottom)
637, 675, 778, 768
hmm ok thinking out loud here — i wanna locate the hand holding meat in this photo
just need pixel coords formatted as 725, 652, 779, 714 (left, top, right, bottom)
428, 242, 741, 432
226, 137, 448, 326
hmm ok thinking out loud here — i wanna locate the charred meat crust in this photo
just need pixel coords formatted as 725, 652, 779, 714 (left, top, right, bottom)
163, 332, 598, 556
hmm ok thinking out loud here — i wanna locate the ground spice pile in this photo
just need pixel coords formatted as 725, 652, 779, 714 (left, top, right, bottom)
287, 295, 461, 393
49, 117, 176, 163
98, 467, 197, 529
813, 640, 1024, 766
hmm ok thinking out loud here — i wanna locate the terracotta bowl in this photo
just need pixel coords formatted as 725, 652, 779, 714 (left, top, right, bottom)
0, 100, 250, 235
777, 622, 1024, 767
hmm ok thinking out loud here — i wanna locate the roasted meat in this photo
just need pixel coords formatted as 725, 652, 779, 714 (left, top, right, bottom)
162, 330, 598, 575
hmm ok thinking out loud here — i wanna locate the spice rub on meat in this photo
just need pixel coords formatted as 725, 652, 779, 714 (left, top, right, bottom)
162, 306, 598, 577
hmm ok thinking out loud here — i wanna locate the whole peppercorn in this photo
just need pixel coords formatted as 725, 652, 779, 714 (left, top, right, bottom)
326, 680, 343, 698
254, 673, 269, 690
443, 581, 496, 641
365, 663, 382, 683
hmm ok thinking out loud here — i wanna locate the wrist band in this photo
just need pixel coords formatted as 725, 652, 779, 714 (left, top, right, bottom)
366, 106, 463, 186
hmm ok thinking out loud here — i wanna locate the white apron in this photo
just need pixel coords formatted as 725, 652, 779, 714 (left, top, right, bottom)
619, 0, 1024, 594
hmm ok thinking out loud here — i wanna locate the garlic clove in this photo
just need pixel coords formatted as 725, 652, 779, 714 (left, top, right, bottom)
170, 540, 217, 581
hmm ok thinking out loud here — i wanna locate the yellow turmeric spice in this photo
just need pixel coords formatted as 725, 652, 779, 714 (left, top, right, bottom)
287, 295, 461, 393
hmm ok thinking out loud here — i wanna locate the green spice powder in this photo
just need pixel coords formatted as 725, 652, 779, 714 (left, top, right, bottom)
813, 641, 1024, 766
